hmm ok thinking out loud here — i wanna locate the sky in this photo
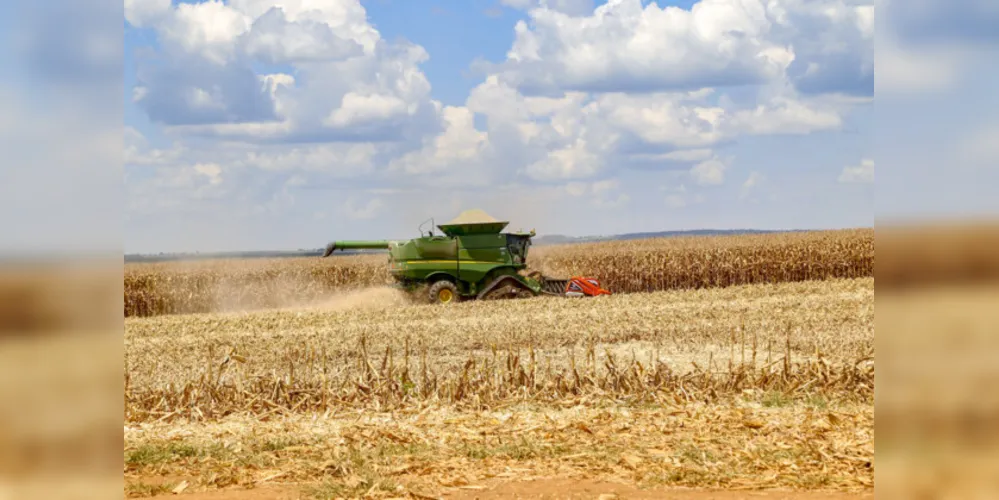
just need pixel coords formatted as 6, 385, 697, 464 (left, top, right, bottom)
115, 0, 982, 254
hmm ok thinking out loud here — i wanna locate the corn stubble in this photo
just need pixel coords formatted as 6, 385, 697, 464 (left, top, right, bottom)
124, 229, 873, 317
125, 277, 874, 495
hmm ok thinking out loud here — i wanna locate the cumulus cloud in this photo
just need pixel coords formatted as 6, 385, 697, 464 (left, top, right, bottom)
525, 139, 603, 181
690, 158, 728, 186
727, 95, 843, 136
242, 7, 364, 64
460, 74, 846, 185
325, 93, 414, 128
839, 158, 874, 183
127, 0, 440, 142
770, 0, 874, 96
488, 0, 874, 96
485, 0, 872, 96
134, 56, 279, 126
494, 0, 791, 94
388, 106, 487, 175
598, 93, 726, 149
123, 0, 876, 251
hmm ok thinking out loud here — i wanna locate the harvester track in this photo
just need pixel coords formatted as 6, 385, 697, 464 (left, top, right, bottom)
540, 279, 569, 296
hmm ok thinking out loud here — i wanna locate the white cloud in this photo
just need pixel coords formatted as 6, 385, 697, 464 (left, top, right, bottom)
770, 0, 874, 96
524, 139, 603, 181
124, 127, 188, 167
728, 95, 843, 136
661, 183, 706, 208
128, 0, 440, 143
561, 178, 629, 207
583, 88, 845, 153
241, 143, 378, 176
496, 0, 791, 94
501, 0, 595, 16
123, 0, 878, 251
324, 92, 413, 128
638, 149, 715, 163
484, 0, 875, 99
839, 158, 874, 183
740, 171, 764, 199
156, 163, 224, 190
343, 198, 385, 220
124, 0, 172, 28
242, 7, 363, 64
690, 158, 728, 185
598, 93, 725, 148
159, 0, 252, 65
229, 0, 380, 52
388, 106, 487, 175
194, 163, 224, 186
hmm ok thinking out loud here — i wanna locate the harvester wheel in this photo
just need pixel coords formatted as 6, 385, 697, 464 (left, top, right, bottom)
516, 288, 534, 299
428, 280, 459, 305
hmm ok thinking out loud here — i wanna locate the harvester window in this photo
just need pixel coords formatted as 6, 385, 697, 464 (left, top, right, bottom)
507, 237, 529, 264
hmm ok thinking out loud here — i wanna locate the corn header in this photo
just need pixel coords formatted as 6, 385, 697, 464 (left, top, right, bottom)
322, 209, 611, 304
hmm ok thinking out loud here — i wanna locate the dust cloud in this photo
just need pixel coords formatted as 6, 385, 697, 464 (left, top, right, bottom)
288, 286, 414, 313
205, 271, 414, 316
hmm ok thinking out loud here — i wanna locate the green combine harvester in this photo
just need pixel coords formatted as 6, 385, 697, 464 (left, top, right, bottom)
322, 209, 611, 304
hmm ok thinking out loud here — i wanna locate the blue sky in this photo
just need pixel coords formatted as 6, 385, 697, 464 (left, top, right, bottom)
121, 0, 882, 253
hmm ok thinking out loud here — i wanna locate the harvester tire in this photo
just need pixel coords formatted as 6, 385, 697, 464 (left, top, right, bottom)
428, 280, 459, 305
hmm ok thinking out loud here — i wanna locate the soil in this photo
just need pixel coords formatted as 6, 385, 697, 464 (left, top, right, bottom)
446, 479, 874, 499
131, 478, 873, 500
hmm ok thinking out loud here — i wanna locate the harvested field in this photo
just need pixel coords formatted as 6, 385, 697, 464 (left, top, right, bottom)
124, 276, 874, 498
123, 228, 873, 317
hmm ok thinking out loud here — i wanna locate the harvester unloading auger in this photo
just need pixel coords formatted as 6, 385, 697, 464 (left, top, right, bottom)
321, 209, 611, 304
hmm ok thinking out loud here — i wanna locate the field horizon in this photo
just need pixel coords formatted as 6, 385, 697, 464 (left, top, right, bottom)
124, 226, 841, 263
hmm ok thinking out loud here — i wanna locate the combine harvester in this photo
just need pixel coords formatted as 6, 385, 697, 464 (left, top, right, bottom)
322, 209, 611, 304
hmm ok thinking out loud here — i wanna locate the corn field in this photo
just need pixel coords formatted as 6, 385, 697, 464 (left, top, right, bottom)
124, 228, 873, 317
124, 255, 389, 317
124, 277, 874, 496
531, 229, 873, 293
125, 277, 874, 421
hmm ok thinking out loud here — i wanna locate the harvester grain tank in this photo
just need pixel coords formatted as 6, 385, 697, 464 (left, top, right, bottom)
322, 209, 611, 304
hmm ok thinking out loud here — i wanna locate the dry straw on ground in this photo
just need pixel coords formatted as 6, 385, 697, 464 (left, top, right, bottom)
123, 277, 873, 498
125, 403, 874, 498
123, 229, 873, 317
125, 278, 872, 421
